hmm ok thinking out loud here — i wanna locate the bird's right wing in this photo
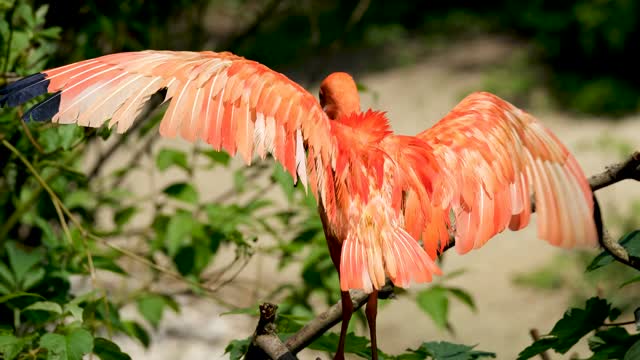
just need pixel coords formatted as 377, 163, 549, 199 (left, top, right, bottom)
0, 50, 340, 214
415, 92, 598, 256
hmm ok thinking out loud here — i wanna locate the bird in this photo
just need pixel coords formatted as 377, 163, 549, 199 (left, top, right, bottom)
0, 50, 599, 360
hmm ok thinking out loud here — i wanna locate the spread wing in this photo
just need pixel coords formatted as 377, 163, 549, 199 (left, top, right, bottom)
415, 92, 598, 255
0, 50, 338, 213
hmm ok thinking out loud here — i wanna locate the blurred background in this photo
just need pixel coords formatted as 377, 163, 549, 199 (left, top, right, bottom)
1, 0, 639, 359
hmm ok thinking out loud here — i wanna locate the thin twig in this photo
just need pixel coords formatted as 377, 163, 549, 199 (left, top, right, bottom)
20, 119, 44, 154
588, 151, 640, 191
528, 329, 551, 360
600, 319, 636, 327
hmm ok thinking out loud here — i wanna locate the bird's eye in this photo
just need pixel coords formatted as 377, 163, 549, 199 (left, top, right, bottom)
319, 90, 326, 104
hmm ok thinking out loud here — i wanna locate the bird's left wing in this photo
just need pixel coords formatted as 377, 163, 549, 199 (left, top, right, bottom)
0, 50, 338, 210
412, 92, 598, 256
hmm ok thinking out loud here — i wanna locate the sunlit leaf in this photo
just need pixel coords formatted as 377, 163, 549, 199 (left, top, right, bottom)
24, 301, 62, 314
0, 292, 44, 304
416, 286, 449, 329
136, 293, 176, 329
6, 241, 44, 285
165, 212, 195, 257
224, 338, 250, 360
0, 334, 26, 360
156, 148, 188, 172
40, 328, 93, 360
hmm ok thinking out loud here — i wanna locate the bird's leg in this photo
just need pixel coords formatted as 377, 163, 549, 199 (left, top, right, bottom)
335, 290, 354, 360
365, 290, 379, 360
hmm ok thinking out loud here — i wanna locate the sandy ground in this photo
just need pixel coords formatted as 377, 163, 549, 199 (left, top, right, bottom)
83, 37, 640, 359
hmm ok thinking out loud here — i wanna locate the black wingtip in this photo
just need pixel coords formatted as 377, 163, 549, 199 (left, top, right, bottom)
0, 73, 50, 108
22, 91, 61, 122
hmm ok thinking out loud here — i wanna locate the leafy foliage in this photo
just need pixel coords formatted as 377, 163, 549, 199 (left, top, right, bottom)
517, 229, 640, 359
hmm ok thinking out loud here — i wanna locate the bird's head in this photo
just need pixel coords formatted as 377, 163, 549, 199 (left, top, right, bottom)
319, 72, 360, 120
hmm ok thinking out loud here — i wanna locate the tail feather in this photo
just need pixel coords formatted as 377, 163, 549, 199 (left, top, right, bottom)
340, 225, 441, 293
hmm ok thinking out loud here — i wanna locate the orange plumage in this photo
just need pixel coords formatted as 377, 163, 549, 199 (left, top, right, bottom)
0, 51, 599, 360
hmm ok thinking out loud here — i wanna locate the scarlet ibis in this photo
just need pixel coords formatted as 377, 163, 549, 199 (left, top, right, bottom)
0, 50, 598, 360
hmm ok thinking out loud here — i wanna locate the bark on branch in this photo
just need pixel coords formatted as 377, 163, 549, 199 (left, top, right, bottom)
249, 151, 640, 359
589, 152, 640, 271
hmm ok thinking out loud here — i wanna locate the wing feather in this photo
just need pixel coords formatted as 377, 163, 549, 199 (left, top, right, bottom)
2, 50, 336, 213
416, 92, 597, 254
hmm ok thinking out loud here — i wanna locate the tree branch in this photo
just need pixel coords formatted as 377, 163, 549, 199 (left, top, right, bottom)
590, 152, 640, 271
249, 152, 640, 359
245, 303, 297, 360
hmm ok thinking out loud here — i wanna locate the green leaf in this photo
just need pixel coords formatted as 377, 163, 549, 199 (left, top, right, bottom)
91, 256, 127, 275
416, 286, 449, 329
233, 169, 246, 193
137, 294, 171, 329
0, 292, 44, 304
517, 297, 611, 359
156, 148, 188, 172
588, 230, 640, 271
549, 297, 610, 353
40, 328, 93, 360
625, 339, 640, 360
163, 183, 199, 204
21, 267, 45, 291
518, 337, 558, 360
92, 338, 132, 360
165, 212, 195, 257
0, 262, 16, 290
0, 334, 26, 360
220, 306, 260, 317
5, 241, 44, 285
37, 126, 84, 152
57, 125, 84, 150
620, 275, 640, 288
447, 287, 476, 312
309, 332, 372, 358
24, 301, 62, 314
32, 217, 60, 248
201, 149, 231, 166
114, 207, 137, 227
64, 303, 84, 322
64, 190, 96, 210
225, 338, 250, 360
122, 321, 150, 348
588, 327, 638, 360
412, 341, 496, 360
